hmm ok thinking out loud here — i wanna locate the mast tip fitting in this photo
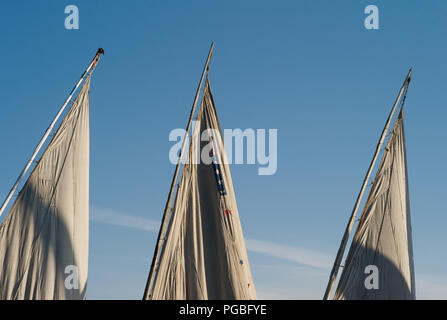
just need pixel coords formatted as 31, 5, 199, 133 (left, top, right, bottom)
98, 48, 105, 55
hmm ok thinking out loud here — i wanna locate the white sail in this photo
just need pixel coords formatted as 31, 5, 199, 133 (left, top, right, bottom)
150, 80, 256, 300
0, 77, 91, 300
334, 111, 415, 299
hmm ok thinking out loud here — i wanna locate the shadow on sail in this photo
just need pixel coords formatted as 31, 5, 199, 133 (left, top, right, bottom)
0, 181, 84, 299
334, 242, 413, 300
334, 114, 415, 300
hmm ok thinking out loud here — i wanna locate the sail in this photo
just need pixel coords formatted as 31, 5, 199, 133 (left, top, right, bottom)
334, 111, 415, 300
0, 77, 91, 300
150, 80, 256, 300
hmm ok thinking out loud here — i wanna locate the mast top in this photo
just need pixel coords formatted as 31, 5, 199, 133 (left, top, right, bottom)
407, 68, 412, 84
206, 42, 214, 78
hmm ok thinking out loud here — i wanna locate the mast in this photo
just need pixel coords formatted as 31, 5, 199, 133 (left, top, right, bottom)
323, 69, 412, 300
0, 48, 104, 217
143, 42, 215, 300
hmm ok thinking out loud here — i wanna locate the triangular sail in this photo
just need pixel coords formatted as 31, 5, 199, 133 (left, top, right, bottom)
0, 77, 91, 300
334, 111, 415, 299
150, 80, 256, 300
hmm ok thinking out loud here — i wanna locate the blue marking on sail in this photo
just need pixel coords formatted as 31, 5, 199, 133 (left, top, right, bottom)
211, 148, 227, 196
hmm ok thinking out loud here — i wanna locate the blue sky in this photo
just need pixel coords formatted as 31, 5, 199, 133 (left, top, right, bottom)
0, 1, 446, 299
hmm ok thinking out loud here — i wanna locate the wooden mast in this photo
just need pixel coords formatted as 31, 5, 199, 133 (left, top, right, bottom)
143, 42, 215, 300
323, 69, 412, 300
0, 48, 104, 217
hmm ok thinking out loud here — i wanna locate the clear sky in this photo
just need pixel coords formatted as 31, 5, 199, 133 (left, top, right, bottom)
0, 1, 446, 299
